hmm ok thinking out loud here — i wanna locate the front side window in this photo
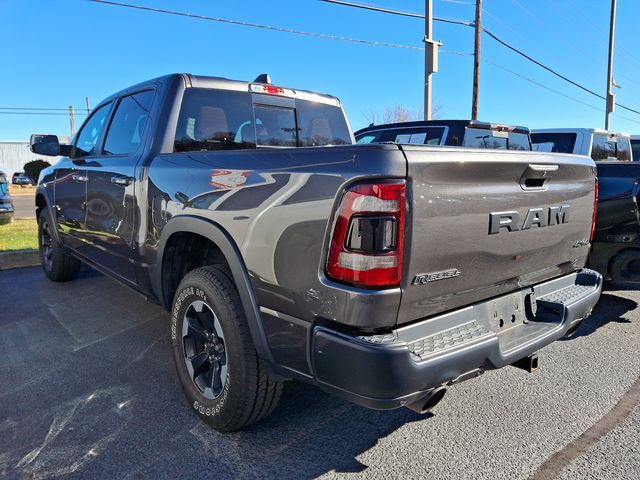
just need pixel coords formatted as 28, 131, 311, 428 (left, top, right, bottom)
103, 90, 154, 155
72, 102, 112, 157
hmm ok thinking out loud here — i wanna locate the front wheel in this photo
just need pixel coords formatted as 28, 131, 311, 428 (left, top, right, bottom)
38, 209, 80, 282
171, 266, 282, 431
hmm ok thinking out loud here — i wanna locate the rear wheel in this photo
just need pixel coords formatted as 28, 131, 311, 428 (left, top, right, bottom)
38, 209, 80, 282
171, 266, 282, 431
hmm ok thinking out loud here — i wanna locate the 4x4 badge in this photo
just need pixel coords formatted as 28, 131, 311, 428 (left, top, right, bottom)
412, 269, 461, 285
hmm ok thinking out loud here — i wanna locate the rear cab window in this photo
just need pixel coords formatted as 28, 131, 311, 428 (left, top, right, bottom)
355, 127, 445, 145
173, 88, 351, 153
591, 134, 632, 161
463, 127, 530, 150
531, 132, 577, 154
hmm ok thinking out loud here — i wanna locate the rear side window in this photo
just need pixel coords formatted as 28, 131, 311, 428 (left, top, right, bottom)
632, 140, 640, 162
463, 128, 531, 150
592, 134, 631, 161
103, 90, 154, 155
531, 132, 577, 153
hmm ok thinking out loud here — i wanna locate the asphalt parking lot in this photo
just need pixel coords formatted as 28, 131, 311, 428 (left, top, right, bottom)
1, 267, 639, 479
10, 193, 35, 219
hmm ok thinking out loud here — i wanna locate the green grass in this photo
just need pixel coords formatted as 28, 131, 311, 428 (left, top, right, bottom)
0, 218, 38, 251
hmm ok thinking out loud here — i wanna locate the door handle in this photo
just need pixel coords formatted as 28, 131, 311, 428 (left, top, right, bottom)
72, 174, 88, 183
111, 176, 133, 186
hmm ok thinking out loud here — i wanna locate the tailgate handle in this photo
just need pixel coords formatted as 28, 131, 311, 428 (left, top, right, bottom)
520, 164, 558, 190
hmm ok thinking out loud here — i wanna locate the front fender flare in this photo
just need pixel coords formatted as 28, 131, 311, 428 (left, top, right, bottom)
35, 185, 62, 245
152, 215, 274, 364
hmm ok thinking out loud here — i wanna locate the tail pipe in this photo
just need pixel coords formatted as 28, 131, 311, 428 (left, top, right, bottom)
405, 387, 447, 414
511, 353, 539, 373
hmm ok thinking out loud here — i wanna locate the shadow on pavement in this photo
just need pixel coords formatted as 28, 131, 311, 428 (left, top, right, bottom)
0, 267, 430, 479
561, 293, 635, 341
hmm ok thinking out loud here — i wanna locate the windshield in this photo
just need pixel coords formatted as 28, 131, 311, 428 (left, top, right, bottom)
174, 88, 351, 152
463, 128, 531, 150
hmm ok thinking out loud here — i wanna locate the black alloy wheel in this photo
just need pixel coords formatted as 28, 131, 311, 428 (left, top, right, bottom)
182, 300, 229, 399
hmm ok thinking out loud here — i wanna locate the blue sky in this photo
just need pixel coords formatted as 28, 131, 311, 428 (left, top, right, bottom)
1, 0, 639, 140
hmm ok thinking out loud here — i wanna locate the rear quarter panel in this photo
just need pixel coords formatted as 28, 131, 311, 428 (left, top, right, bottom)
146, 144, 407, 329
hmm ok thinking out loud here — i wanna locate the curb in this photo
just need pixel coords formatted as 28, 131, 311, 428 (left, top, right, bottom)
0, 249, 40, 271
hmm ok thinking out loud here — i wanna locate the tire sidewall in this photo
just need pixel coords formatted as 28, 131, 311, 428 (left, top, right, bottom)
37, 210, 54, 276
171, 274, 244, 427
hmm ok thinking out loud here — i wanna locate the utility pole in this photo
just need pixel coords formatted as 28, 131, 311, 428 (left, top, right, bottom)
69, 106, 75, 136
605, 0, 617, 130
86, 97, 91, 115
471, 0, 482, 120
424, 0, 441, 120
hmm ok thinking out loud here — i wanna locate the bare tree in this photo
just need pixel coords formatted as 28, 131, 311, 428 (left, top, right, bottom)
362, 103, 443, 126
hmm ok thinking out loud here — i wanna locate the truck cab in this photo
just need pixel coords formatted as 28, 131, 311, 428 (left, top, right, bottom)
531, 128, 633, 162
532, 128, 640, 283
355, 119, 532, 150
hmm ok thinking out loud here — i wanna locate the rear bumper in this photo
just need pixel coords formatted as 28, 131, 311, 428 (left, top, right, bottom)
311, 268, 602, 410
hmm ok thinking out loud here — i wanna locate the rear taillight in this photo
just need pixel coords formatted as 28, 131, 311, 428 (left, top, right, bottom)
590, 177, 598, 242
326, 180, 405, 287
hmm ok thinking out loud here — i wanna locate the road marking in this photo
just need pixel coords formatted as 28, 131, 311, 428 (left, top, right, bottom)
530, 375, 640, 479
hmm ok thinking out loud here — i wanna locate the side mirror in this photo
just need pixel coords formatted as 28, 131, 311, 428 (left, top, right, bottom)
30, 134, 60, 156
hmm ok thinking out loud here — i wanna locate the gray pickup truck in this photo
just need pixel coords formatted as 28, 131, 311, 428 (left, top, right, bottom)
31, 73, 602, 431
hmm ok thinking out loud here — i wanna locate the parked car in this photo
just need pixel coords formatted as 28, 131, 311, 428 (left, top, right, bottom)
0, 170, 15, 225
13, 174, 34, 186
31, 73, 601, 432
355, 120, 532, 150
12, 172, 22, 184
531, 128, 633, 161
531, 128, 638, 282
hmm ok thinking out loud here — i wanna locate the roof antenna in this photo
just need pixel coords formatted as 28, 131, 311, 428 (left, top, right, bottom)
254, 74, 271, 84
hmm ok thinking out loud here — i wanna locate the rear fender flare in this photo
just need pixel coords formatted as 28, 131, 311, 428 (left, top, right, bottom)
152, 215, 274, 364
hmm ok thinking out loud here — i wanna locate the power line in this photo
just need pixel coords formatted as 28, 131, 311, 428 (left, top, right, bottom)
319, 0, 473, 26
322, 0, 640, 117
89, 0, 640, 118
485, 59, 640, 126
0, 107, 85, 111
0, 111, 88, 116
88, 0, 424, 50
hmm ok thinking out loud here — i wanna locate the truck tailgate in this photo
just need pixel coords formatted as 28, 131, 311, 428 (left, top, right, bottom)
398, 145, 596, 325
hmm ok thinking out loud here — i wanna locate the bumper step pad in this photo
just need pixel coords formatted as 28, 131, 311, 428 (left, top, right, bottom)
407, 321, 490, 360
